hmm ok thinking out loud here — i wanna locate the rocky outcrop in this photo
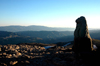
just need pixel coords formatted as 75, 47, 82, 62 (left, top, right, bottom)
73, 16, 93, 53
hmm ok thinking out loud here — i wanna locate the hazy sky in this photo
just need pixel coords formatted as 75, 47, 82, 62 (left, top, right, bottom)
0, 0, 100, 28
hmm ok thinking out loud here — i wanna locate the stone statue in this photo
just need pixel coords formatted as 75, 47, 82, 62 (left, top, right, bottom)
72, 16, 93, 54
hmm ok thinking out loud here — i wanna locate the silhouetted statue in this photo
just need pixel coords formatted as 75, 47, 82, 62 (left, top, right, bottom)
72, 16, 93, 55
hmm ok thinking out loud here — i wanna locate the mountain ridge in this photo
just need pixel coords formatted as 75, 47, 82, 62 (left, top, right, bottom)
0, 25, 75, 32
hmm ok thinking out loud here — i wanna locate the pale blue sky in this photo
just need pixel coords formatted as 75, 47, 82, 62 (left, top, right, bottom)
0, 0, 100, 28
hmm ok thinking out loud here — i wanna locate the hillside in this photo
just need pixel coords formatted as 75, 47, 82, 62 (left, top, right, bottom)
1, 30, 100, 45
0, 31, 18, 37
0, 31, 74, 45
16, 31, 73, 39
90, 30, 100, 40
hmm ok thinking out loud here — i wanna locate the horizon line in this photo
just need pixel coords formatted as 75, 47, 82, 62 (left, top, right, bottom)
0, 25, 100, 29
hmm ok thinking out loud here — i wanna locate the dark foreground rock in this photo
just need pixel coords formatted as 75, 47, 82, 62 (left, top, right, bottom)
0, 43, 100, 66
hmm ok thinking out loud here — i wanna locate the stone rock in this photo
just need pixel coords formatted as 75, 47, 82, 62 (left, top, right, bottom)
8, 54, 12, 57
0, 63, 7, 66
72, 16, 93, 53
9, 46, 12, 49
10, 61, 18, 65
0, 53, 2, 56
15, 46, 20, 49
15, 52, 22, 56
25, 60, 30, 64
2, 52, 7, 56
13, 54, 16, 56
30, 53, 34, 55
0, 48, 1, 51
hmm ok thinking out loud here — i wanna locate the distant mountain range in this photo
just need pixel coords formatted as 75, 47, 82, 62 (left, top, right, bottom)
0, 25, 75, 32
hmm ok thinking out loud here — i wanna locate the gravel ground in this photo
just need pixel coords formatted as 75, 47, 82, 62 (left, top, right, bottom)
0, 43, 100, 66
